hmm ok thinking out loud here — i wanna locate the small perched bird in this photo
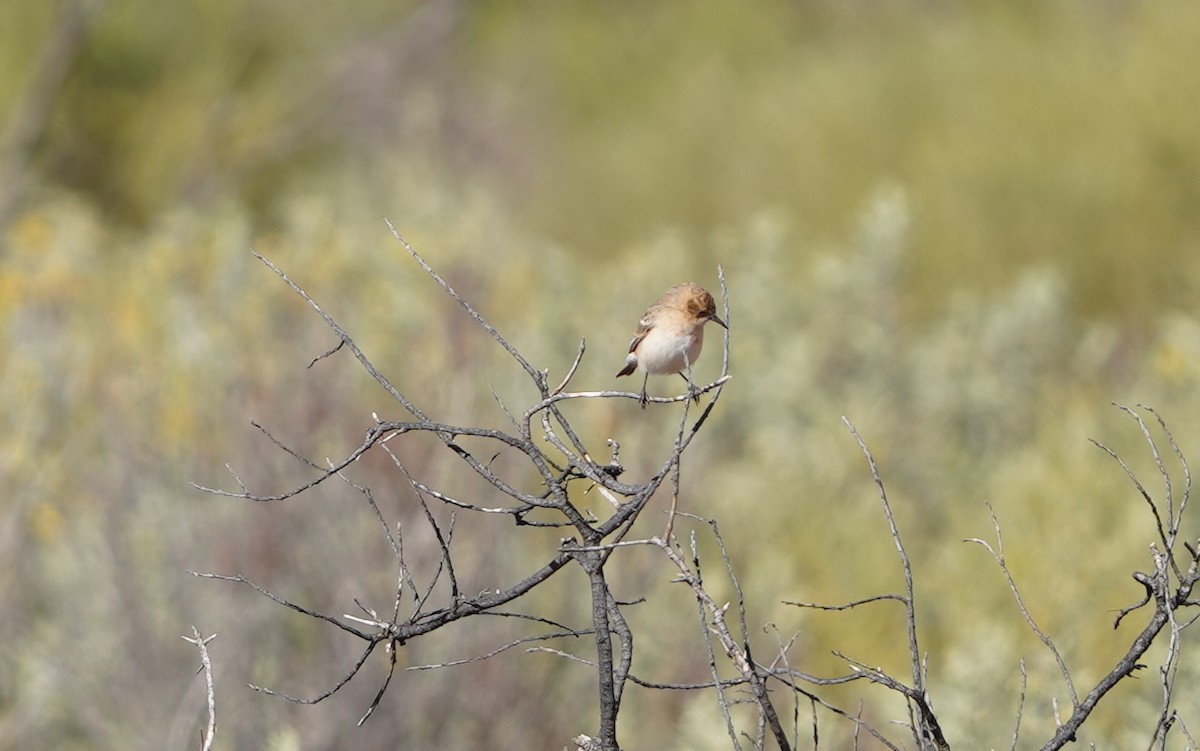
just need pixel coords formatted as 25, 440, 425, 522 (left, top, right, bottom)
616, 282, 726, 407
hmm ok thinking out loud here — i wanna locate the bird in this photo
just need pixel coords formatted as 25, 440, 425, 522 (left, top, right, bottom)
616, 282, 726, 407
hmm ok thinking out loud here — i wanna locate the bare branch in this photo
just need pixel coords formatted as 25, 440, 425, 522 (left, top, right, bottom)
964, 502, 1078, 707
408, 629, 587, 671
188, 571, 372, 640
842, 417, 947, 750
181, 627, 217, 751
357, 641, 399, 727
1037, 406, 1200, 750
249, 640, 382, 705
524, 378, 732, 426
1039, 601, 1167, 750
1009, 659, 1027, 751
784, 594, 908, 611
384, 220, 546, 387
306, 338, 344, 368
250, 249, 429, 420
553, 338, 587, 395
1140, 405, 1192, 533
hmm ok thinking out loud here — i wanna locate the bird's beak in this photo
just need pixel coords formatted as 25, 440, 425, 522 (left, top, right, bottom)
711, 313, 727, 329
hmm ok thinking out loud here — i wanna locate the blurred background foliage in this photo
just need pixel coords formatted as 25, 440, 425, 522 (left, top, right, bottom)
3, 0, 1200, 748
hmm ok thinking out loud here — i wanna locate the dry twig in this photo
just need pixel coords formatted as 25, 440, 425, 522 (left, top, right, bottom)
193, 230, 732, 750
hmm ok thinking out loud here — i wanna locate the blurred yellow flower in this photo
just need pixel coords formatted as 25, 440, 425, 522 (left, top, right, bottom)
28, 501, 64, 545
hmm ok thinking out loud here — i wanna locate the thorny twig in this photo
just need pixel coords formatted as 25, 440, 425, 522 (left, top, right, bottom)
181, 627, 217, 751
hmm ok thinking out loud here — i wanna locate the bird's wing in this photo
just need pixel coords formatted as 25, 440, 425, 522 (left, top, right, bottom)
615, 307, 657, 377
626, 309, 657, 354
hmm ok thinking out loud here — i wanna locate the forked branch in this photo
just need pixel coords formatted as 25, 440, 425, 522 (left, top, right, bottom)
194, 228, 732, 751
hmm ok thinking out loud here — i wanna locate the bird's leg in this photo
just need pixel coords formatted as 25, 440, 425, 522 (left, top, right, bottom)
677, 374, 702, 403
639, 372, 649, 409
680, 356, 700, 404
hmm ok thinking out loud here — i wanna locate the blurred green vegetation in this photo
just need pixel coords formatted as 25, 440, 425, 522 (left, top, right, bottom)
3, 1, 1200, 748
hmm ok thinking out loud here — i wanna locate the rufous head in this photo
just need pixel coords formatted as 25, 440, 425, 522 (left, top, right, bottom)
672, 283, 726, 329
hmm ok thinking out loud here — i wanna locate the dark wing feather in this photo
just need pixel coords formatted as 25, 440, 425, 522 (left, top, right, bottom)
615, 308, 657, 377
